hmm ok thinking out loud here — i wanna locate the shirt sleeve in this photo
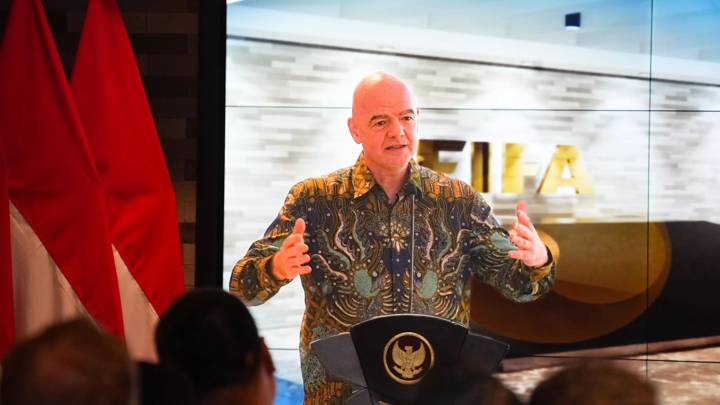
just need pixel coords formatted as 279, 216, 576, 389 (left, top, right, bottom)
229, 183, 305, 305
466, 192, 556, 303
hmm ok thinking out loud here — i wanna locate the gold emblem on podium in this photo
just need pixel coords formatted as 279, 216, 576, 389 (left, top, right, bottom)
383, 332, 435, 384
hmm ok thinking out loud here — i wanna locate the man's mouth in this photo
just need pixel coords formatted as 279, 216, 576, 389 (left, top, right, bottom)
385, 145, 407, 151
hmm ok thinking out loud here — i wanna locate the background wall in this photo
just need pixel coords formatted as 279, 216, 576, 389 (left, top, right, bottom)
0, 0, 200, 289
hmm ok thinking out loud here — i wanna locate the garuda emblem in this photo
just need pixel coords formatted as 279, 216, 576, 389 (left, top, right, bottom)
392, 341, 425, 378
383, 332, 435, 384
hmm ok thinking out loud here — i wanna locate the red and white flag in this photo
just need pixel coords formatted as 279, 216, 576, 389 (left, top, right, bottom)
71, 0, 185, 359
0, 0, 124, 340
0, 147, 14, 358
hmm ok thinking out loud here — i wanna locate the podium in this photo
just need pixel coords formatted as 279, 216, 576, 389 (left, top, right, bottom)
310, 314, 509, 405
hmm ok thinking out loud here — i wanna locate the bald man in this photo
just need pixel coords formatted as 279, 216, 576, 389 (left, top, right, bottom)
230, 72, 555, 404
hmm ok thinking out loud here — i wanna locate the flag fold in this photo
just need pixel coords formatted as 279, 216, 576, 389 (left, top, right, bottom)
71, 0, 186, 359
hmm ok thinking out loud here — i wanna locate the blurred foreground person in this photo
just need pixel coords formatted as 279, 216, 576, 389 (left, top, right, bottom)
529, 362, 657, 405
413, 364, 521, 405
155, 288, 275, 405
0, 318, 131, 405
135, 360, 196, 405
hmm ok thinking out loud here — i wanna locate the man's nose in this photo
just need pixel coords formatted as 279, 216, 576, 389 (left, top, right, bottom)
387, 119, 405, 138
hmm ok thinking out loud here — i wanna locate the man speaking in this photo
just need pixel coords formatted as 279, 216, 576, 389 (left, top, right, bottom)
230, 72, 556, 404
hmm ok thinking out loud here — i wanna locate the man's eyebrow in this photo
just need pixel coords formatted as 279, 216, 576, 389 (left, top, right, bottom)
369, 110, 415, 123
369, 114, 389, 123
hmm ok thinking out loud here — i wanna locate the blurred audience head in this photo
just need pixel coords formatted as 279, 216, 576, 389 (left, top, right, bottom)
0, 318, 131, 405
135, 360, 197, 405
413, 364, 521, 405
529, 361, 657, 405
155, 288, 275, 405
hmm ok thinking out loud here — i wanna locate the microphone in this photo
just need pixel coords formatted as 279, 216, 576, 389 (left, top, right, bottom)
410, 193, 415, 313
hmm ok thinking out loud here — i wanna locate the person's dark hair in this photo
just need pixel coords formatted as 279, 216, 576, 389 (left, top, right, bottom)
0, 318, 131, 405
155, 288, 262, 400
136, 360, 197, 405
529, 361, 657, 405
413, 364, 522, 405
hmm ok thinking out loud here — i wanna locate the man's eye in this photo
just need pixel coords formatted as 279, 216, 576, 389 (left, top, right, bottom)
402, 115, 415, 122
373, 120, 387, 127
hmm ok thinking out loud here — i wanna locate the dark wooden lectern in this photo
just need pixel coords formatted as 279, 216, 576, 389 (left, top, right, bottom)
311, 314, 509, 405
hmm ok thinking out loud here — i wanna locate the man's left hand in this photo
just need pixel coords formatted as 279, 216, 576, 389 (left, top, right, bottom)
508, 200, 548, 268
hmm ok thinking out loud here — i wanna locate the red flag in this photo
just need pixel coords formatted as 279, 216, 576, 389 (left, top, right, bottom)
0, 0, 124, 337
0, 147, 14, 358
71, 0, 185, 357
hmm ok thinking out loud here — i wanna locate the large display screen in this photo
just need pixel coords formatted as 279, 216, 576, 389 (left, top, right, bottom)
224, 1, 720, 401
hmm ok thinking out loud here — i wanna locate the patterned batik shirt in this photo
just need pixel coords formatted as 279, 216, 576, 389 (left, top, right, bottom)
230, 154, 555, 405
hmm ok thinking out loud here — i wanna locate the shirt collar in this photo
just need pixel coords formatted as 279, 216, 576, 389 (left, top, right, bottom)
351, 153, 424, 199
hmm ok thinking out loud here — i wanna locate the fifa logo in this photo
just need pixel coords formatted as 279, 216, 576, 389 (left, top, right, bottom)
417, 141, 593, 195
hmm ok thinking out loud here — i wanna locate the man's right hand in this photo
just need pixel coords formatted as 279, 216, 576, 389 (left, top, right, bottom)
271, 218, 312, 280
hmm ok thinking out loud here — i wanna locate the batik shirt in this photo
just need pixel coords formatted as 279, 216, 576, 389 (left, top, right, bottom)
230, 154, 555, 405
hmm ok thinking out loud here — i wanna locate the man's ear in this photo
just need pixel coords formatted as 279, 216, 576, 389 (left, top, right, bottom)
347, 117, 362, 145
259, 337, 275, 374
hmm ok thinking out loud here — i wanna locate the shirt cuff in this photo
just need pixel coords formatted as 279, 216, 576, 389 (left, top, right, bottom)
528, 246, 554, 282
260, 255, 291, 289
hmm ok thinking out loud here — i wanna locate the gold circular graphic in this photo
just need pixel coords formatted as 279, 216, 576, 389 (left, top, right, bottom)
382, 332, 435, 385
472, 222, 672, 344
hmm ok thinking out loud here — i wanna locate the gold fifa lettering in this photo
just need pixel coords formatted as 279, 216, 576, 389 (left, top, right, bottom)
416, 140, 463, 174
537, 145, 593, 194
502, 144, 530, 193
417, 141, 593, 195
471, 142, 490, 192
